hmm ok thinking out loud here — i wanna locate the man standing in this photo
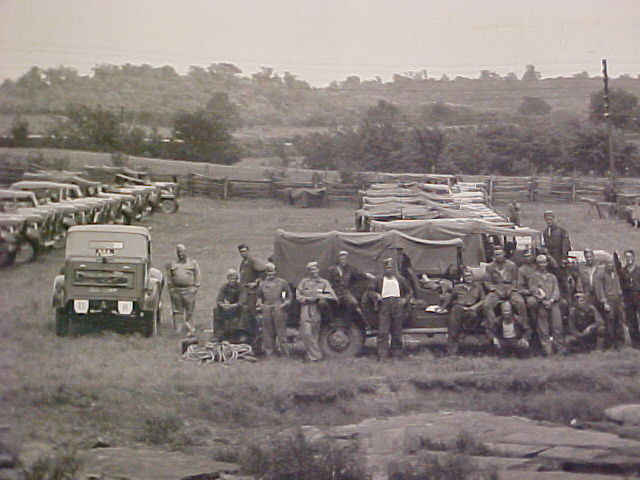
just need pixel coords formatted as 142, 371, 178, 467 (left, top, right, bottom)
257, 263, 292, 358
488, 302, 532, 357
542, 211, 572, 296
619, 249, 640, 346
237, 243, 267, 335
528, 254, 565, 355
594, 259, 629, 349
370, 258, 412, 360
296, 261, 337, 362
327, 251, 367, 321
566, 292, 606, 352
213, 269, 243, 341
483, 246, 527, 331
445, 267, 485, 355
576, 249, 599, 302
166, 244, 200, 335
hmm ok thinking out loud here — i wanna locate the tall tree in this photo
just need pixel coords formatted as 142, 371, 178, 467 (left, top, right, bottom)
589, 88, 639, 130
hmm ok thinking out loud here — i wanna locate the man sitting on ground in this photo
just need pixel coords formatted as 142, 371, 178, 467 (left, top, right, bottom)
487, 302, 531, 357
566, 292, 606, 352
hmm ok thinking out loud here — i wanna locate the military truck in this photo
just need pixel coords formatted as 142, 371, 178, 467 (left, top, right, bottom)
272, 229, 465, 358
0, 215, 21, 266
52, 225, 164, 336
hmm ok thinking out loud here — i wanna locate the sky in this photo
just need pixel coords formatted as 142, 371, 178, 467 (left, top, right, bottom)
0, 0, 638, 86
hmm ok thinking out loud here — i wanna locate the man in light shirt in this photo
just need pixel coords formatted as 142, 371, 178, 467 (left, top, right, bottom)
619, 249, 640, 347
166, 244, 200, 335
594, 258, 630, 349
369, 258, 412, 360
528, 254, 565, 355
488, 302, 531, 357
576, 249, 599, 303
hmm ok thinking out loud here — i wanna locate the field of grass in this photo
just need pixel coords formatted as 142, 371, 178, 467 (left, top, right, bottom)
1, 196, 640, 458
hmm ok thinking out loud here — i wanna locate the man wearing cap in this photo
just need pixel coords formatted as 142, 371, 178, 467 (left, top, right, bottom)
166, 244, 200, 335
328, 251, 368, 321
528, 254, 565, 355
594, 258, 630, 348
213, 269, 244, 341
296, 261, 337, 361
488, 302, 532, 357
237, 243, 268, 335
483, 246, 527, 333
619, 249, 640, 346
566, 292, 606, 352
542, 211, 572, 296
445, 267, 485, 355
257, 263, 292, 357
369, 258, 412, 360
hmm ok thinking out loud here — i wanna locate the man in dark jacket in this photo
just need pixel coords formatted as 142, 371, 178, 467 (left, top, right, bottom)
528, 254, 565, 355
619, 249, 640, 346
542, 211, 571, 296
327, 250, 368, 321
576, 249, 599, 303
237, 243, 267, 335
369, 258, 412, 360
213, 269, 244, 341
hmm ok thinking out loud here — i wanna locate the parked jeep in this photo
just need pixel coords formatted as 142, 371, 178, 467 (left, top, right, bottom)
52, 225, 164, 336
115, 173, 179, 213
10, 181, 89, 228
0, 189, 63, 256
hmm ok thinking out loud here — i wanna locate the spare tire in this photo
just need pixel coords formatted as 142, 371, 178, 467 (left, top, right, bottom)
319, 321, 365, 358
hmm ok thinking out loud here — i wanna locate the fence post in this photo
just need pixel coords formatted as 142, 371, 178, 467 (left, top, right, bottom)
529, 177, 536, 202
488, 176, 495, 206
223, 177, 230, 200
187, 173, 194, 196
570, 176, 577, 202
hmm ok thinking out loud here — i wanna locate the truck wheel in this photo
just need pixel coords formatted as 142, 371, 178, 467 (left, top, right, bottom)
55, 308, 70, 336
142, 310, 158, 337
159, 199, 179, 214
319, 322, 365, 358
13, 238, 38, 265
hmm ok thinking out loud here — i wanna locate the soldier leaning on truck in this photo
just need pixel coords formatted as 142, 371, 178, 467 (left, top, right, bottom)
166, 244, 200, 335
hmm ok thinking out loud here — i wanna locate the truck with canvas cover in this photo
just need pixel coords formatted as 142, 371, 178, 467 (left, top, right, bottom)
273, 229, 465, 357
369, 218, 542, 268
52, 225, 163, 336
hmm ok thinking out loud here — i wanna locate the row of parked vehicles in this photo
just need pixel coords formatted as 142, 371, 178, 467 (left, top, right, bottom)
0, 166, 180, 267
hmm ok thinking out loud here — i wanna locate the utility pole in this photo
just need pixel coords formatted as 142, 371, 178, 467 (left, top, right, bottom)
602, 59, 615, 190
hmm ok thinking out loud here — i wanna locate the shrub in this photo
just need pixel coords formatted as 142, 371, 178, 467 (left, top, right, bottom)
24, 448, 82, 480
389, 452, 497, 480
241, 428, 367, 480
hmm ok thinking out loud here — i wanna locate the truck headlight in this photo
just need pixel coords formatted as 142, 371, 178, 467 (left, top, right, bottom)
117, 301, 134, 315
74, 299, 89, 314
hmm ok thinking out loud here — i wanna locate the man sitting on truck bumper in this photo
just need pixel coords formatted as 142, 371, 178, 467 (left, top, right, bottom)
446, 267, 485, 355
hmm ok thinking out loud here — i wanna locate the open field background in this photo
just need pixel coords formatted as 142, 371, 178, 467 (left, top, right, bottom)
1, 196, 640, 458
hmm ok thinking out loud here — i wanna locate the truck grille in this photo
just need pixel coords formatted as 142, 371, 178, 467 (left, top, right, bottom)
74, 270, 133, 287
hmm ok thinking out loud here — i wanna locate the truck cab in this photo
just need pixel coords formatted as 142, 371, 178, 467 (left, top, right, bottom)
52, 225, 163, 336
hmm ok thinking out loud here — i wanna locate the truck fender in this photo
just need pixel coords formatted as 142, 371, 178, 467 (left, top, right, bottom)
52, 274, 65, 308
143, 268, 164, 311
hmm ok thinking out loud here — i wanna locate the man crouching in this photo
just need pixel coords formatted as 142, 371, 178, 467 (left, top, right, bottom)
487, 302, 532, 357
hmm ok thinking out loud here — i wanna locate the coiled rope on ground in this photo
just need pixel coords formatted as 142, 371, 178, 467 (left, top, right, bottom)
182, 341, 257, 363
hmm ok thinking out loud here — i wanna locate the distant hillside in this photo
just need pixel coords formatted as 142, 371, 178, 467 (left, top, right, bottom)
1, 64, 639, 128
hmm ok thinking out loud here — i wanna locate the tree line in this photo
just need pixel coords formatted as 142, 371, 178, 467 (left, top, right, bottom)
294, 93, 640, 178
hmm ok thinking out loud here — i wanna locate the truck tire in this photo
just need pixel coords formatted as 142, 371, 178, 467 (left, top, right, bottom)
159, 199, 179, 214
13, 238, 38, 265
55, 308, 70, 336
141, 310, 158, 337
319, 322, 365, 358
0, 249, 13, 267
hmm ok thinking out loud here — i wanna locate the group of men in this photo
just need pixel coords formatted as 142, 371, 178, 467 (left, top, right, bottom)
164, 210, 640, 361
447, 210, 640, 356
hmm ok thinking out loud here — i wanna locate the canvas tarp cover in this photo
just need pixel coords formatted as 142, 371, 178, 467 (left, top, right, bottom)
273, 229, 464, 286
286, 187, 326, 207
370, 218, 541, 266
